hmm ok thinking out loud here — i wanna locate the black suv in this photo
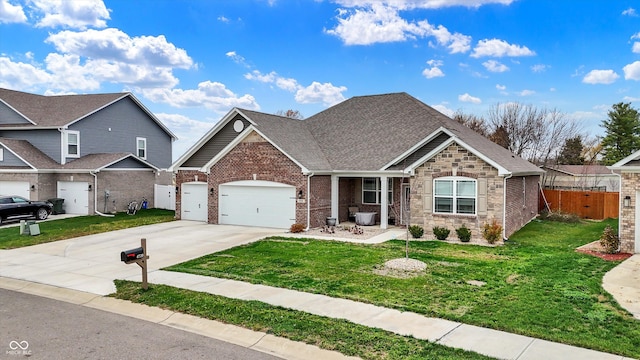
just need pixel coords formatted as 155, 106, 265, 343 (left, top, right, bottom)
0, 196, 53, 225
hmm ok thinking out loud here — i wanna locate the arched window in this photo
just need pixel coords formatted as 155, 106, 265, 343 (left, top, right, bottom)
434, 177, 477, 215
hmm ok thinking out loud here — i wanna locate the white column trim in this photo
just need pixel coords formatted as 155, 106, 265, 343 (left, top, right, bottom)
331, 175, 339, 224
380, 176, 388, 229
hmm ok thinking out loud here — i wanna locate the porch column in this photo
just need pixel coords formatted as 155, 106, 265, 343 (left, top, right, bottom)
331, 174, 339, 224
380, 176, 388, 229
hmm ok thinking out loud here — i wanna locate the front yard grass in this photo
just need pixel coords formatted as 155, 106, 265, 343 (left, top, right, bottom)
166, 218, 640, 358
113, 280, 492, 360
0, 209, 175, 249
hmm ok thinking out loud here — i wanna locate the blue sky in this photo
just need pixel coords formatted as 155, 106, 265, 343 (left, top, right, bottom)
1, 0, 640, 160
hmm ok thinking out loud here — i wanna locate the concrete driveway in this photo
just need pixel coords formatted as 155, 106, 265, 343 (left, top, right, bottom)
0, 221, 283, 295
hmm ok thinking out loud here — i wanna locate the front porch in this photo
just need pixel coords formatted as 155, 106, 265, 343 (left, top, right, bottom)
327, 175, 411, 229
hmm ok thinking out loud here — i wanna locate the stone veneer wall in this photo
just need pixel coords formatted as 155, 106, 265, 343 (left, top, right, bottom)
619, 172, 637, 253
410, 143, 503, 241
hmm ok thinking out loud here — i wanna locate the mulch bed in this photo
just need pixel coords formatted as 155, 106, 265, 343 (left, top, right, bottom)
576, 241, 633, 261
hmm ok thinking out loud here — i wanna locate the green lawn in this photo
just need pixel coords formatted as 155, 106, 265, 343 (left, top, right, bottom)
114, 280, 492, 360
0, 209, 175, 249
166, 218, 640, 358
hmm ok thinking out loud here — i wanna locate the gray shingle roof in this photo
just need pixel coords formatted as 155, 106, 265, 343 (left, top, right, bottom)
241, 92, 541, 175
0, 138, 152, 171
0, 88, 125, 127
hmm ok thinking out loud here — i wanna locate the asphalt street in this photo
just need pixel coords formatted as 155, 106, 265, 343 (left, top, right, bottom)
0, 288, 283, 360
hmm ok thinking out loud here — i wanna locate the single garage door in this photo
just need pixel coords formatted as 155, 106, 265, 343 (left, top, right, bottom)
0, 181, 30, 199
219, 180, 296, 229
57, 181, 89, 215
181, 182, 208, 221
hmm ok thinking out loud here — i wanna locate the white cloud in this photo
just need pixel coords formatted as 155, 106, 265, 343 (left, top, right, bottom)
0, 56, 52, 90
623, 96, 640, 102
471, 39, 535, 58
531, 64, 548, 73
334, 0, 514, 10
31, 0, 110, 30
295, 82, 347, 106
141, 81, 260, 113
623, 61, 640, 80
325, 4, 470, 53
432, 103, 454, 117
422, 59, 444, 78
633, 42, 640, 53
496, 84, 506, 91
582, 69, 619, 84
482, 59, 509, 72
458, 93, 481, 104
46, 28, 193, 69
244, 70, 300, 92
0, 0, 27, 23
218, 16, 230, 23
622, 7, 638, 16
518, 89, 535, 96
226, 51, 249, 67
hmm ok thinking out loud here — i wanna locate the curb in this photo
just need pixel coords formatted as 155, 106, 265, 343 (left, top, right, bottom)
0, 277, 358, 360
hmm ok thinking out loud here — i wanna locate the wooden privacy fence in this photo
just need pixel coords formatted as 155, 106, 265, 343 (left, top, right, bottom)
540, 189, 619, 219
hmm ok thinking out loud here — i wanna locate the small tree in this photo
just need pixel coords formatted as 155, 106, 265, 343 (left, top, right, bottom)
275, 109, 304, 119
601, 102, 640, 165
557, 136, 585, 165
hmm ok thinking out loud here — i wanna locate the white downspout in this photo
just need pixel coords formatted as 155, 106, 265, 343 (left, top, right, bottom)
58, 128, 66, 165
503, 173, 513, 241
305, 172, 314, 231
90, 171, 114, 217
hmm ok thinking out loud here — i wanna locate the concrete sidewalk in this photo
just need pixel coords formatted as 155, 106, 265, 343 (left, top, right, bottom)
139, 270, 632, 360
603, 254, 640, 320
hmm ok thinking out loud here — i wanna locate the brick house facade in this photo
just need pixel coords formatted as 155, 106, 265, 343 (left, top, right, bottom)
608, 151, 640, 253
172, 93, 543, 237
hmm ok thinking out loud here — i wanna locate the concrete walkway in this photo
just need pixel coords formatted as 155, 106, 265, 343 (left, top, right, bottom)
0, 221, 637, 360
603, 254, 640, 320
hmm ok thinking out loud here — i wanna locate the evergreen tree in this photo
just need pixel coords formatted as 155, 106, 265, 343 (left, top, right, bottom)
601, 102, 640, 165
557, 136, 585, 164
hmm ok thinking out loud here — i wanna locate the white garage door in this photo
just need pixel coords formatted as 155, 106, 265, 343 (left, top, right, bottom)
219, 180, 296, 229
0, 181, 30, 199
57, 181, 89, 215
181, 182, 208, 221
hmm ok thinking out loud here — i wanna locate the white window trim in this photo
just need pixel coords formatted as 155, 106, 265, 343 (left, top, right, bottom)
0, 148, 3, 161
136, 137, 147, 160
433, 176, 477, 215
66, 130, 80, 158
362, 177, 393, 205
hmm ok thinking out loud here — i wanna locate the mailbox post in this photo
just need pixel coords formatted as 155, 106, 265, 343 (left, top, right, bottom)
120, 238, 149, 290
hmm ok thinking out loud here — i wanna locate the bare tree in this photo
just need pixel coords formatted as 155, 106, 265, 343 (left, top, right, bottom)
453, 111, 488, 136
276, 109, 304, 119
486, 103, 580, 164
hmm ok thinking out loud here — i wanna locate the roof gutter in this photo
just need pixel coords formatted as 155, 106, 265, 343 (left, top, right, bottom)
503, 173, 513, 241
90, 170, 114, 218
305, 172, 314, 231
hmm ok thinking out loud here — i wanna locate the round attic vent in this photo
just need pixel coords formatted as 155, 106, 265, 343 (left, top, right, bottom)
233, 120, 244, 133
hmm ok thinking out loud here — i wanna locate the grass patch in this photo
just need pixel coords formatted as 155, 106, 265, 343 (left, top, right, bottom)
113, 280, 491, 360
166, 218, 640, 358
0, 209, 175, 249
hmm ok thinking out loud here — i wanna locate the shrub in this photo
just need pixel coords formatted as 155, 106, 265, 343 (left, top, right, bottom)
599, 225, 619, 254
455, 226, 472, 242
289, 223, 305, 233
538, 210, 581, 223
432, 226, 450, 241
408, 225, 424, 239
481, 219, 502, 244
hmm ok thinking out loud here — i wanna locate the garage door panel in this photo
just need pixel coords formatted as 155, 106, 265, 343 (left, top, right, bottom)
219, 181, 296, 229
0, 181, 30, 199
57, 181, 89, 215
181, 182, 208, 222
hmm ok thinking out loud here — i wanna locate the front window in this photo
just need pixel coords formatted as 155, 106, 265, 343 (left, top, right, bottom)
362, 178, 393, 204
66, 131, 79, 158
136, 137, 147, 159
434, 177, 476, 214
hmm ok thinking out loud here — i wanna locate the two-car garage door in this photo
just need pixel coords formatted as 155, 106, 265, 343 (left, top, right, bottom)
219, 180, 296, 229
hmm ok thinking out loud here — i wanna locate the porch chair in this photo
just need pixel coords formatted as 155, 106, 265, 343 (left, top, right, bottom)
348, 206, 359, 222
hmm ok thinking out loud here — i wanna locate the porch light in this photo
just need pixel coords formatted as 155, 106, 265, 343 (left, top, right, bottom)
88, 184, 92, 191
210, 188, 214, 195
298, 190, 304, 199
30, 184, 35, 191
624, 196, 631, 208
